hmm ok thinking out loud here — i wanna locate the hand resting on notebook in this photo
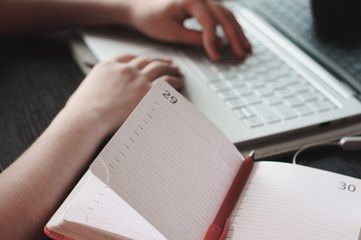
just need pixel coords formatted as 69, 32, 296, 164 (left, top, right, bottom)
66, 54, 183, 136
0, 54, 183, 240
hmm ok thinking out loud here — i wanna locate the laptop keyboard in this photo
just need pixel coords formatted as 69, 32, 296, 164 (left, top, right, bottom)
183, 19, 337, 128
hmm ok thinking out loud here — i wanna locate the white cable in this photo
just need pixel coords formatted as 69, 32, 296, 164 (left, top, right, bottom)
292, 142, 340, 165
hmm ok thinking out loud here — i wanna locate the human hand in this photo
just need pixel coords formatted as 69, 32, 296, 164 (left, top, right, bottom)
129, 0, 251, 61
65, 54, 183, 136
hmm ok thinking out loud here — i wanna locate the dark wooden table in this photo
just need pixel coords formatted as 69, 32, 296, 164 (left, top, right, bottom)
0, 32, 84, 171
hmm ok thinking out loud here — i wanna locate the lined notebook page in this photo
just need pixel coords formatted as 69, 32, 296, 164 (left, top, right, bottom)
64, 172, 166, 240
227, 162, 361, 240
91, 80, 243, 240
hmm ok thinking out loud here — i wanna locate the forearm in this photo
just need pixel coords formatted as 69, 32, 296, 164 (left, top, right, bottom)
0, 0, 134, 34
0, 107, 107, 239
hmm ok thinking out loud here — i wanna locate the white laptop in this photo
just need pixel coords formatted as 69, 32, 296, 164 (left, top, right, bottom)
81, 1, 361, 148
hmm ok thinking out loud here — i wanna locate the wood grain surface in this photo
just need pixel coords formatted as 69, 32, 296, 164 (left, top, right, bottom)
0, 32, 84, 171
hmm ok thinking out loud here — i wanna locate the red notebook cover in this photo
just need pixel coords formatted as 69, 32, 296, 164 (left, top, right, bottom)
44, 226, 74, 240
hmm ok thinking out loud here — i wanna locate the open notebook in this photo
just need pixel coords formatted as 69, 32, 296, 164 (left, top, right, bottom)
81, 0, 361, 151
45, 80, 361, 240
45, 164, 361, 240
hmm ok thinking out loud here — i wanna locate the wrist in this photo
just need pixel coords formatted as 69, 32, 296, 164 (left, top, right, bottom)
121, 0, 147, 30
53, 106, 109, 147
94, 0, 139, 28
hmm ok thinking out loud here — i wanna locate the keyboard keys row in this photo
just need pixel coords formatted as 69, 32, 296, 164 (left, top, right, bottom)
235, 97, 336, 127
184, 18, 338, 128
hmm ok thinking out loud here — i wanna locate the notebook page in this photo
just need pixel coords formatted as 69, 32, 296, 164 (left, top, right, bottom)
64, 172, 166, 240
227, 162, 361, 240
91, 80, 243, 240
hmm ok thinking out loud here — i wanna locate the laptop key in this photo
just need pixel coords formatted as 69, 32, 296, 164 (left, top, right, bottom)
273, 103, 298, 119
266, 68, 283, 81
294, 105, 314, 116
285, 96, 304, 107
219, 69, 237, 79
286, 72, 302, 85
235, 85, 253, 96
268, 79, 287, 90
195, 63, 220, 83
307, 99, 330, 112
234, 107, 254, 118
209, 81, 230, 92
243, 116, 264, 128
246, 79, 265, 89
184, 50, 220, 83
239, 71, 257, 80
289, 83, 308, 93
258, 52, 274, 62
227, 76, 245, 87
226, 98, 246, 109
254, 86, 273, 96
264, 94, 282, 106
276, 88, 295, 99
218, 90, 239, 100
242, 94, 262, 105
198, 65, 220, 83
299, 90, 318, 101
252, 103, 281, 124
